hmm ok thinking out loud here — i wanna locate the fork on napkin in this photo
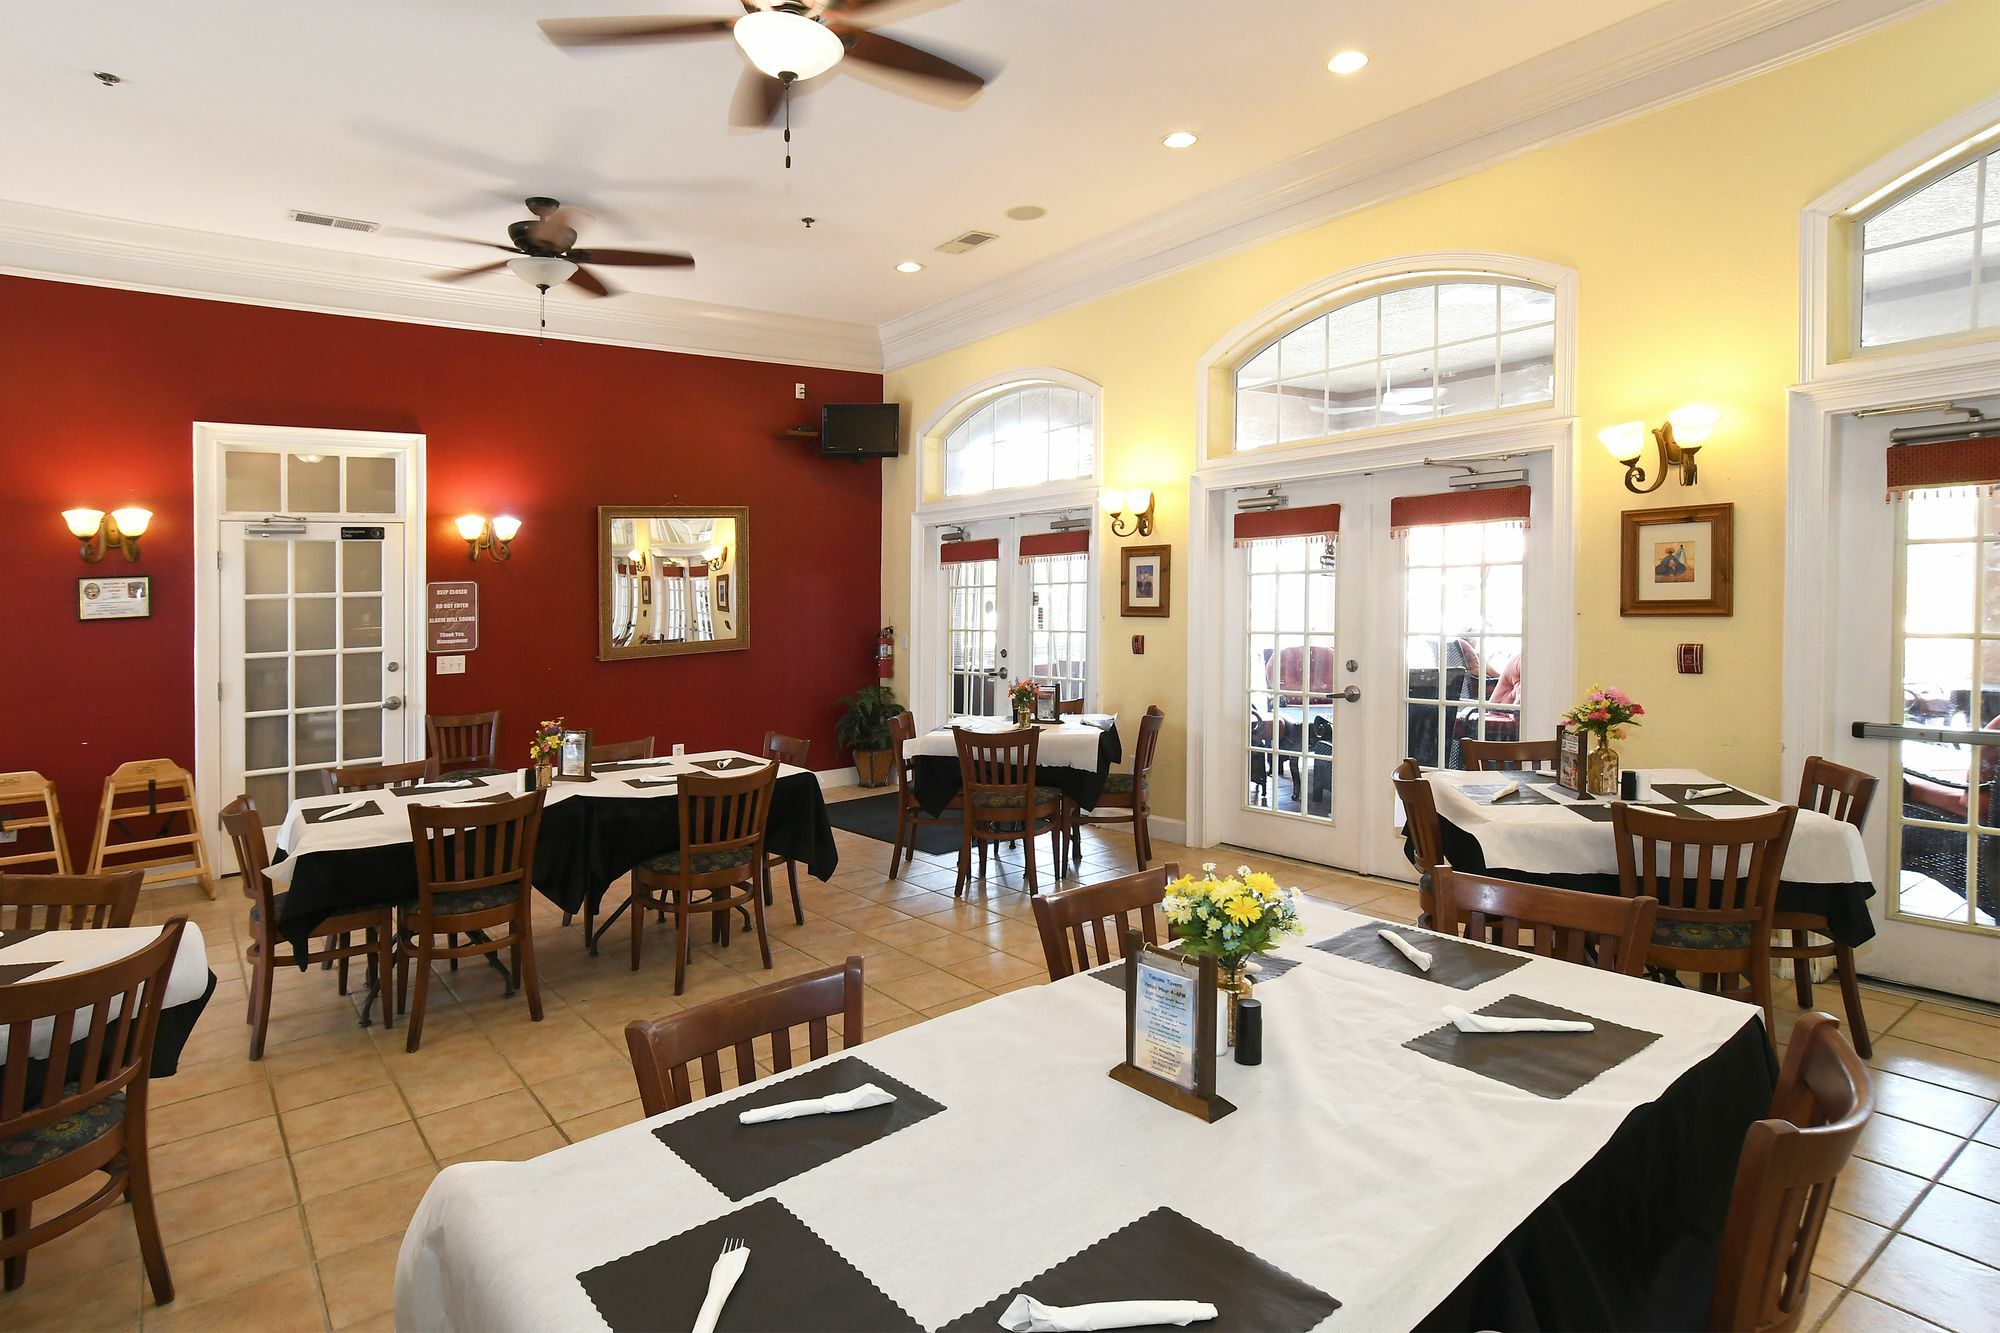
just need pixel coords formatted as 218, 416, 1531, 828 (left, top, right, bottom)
691, 1237, 749, 1333
736, 1082, 896, 1124
999, 1295, 1218, 1332
1442, 1004, 1594, 1034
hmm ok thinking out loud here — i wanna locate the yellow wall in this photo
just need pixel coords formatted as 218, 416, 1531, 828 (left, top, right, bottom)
882, 0, 2000, 827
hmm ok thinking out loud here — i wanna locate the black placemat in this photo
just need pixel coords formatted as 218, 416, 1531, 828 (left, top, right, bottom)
1312, 923, 1528, 990
653, 1057, 945, 1201
1649, 783, 1767, 807
937, 1207, 1340, 1332
691, 756, 762, 774
398, 777, 491, 798
1470, 785, 1559, 807
624, 777, 681, 791
1562, 802, 1617, 822
594, 758, 678, 773
302, 799, 383, 825
576, 1197, 921, 1333
1404, 995, 1663, 1099
1089, 955, 1302, 991
0, 929, 52, 954
0, 960, 57, 985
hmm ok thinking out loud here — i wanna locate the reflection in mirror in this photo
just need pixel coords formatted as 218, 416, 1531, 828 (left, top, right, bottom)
598, 506, 747, 660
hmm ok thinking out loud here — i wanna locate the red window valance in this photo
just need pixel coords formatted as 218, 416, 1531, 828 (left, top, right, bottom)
940, 537, 1000, 564
1232, 503, 1340, 548
1389, 485, 1532, 535
1019, 531, 1090, 561
1885, 436, 2000, 497
658, 564, 710, 579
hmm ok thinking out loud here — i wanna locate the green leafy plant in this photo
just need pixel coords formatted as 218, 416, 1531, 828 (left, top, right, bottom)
836, 684, 905, 754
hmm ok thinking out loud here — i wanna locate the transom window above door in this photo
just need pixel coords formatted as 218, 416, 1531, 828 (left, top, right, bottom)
942, 383, 1096, 497
1855, 139, 2000, 350
1233, 278, 1556, 450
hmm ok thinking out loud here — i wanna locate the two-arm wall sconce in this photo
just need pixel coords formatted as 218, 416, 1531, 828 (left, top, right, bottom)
703, 542, 730, 571
62, 507, 151, 562
1598, 405, 1720, 494
455, 514, 521, 562
1100, 488, 1155, 538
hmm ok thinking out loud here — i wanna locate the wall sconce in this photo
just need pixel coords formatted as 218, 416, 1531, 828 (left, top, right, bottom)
1598, 405, 1719, 494
62, 506, 151, 562
1100, 488, 1155, 538
703, 542, 730, 571
455, 514, 520, 562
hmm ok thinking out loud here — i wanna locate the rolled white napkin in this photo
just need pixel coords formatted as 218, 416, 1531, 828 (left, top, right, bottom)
737, 1082, 896, 1124
999, 1295, 1219, 1332
407, 779, 476, 792
315, 800, 369, 820
691, 1242, 750, 1333
1684, 785, 1733, 799
1378, 929, 1433, 972
1442, 1004, 1594, 1034
1488, 781, 1521, 803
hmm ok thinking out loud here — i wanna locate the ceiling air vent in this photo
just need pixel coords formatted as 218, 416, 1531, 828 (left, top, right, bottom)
289, 209, 380, 234
935, 229, 998, 255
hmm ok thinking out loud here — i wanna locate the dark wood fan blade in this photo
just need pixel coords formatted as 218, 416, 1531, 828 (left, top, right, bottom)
379, 227, 517, 251
567, 247, 695, 268
820, 0, 910, 14
838, 28, 985, 91
730, 66, 784, 129
569, 266, 613, 297
431, 260, 511, 283
537, 16, 735, 47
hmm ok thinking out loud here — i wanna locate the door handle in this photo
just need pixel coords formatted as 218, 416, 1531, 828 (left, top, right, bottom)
383, 696, 404, 712
1336, 685, 1361, 703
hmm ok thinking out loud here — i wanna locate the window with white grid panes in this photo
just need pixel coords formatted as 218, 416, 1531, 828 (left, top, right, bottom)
1243, 536, 1338, 820
694, 578, 713, 640
1235, 280, 1555, 450
1889, 487, 2000, 933
663, 570, 688, 642
1028, 552, 1089, 704
1402, 521, 1525, 771
942, 385, 1096, 497
1857, 146, 2000, 349
948, 557, 1002, 717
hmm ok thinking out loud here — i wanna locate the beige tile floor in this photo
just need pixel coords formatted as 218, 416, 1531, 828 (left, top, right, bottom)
1, 797, 1995, 1331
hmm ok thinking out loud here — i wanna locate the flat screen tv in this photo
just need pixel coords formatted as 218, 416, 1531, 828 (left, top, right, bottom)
820, 403, 900, 459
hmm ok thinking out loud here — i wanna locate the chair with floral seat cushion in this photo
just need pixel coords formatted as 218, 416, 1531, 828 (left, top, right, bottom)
1459, 737, 1560, 772
1771, 757, 1879, 1057
625, 762, 777, 995
1030, 865, 1176, 982
1072, 708, 1165, 871
1392, 759, 1448, 928
1611, 801, 1797, 1039
0, 871, 142, 931
887, 712, 959, 879
759, 732, 811, 926
1431, 868, 1657, 976
425, 710, 501, 775
953, 727, 1067, 898
0, 919, 185, 1302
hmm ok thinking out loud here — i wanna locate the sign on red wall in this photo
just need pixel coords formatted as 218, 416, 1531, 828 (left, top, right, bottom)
427, 581, 478, 652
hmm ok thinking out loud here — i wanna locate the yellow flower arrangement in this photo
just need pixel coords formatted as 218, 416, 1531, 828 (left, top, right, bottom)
1162, 863, 1306, 967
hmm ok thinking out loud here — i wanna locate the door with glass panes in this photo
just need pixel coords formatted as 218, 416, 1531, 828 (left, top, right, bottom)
933, 516, 1093, 725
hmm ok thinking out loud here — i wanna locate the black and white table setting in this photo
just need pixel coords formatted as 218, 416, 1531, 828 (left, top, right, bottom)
0, 922, 216, 1077
394, 898, 1775, 1332
904, 715, 1123, 816
1421, 767, 1878, 946
267, 751, 840, 955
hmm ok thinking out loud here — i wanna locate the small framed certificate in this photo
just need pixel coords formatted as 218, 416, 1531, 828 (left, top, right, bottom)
1108, 934, 1235, 1122
78, 576, 151, 621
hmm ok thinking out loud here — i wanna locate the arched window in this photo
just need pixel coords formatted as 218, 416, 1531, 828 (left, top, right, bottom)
1233, 278, 1556, 449
941, 382, 1096, 497
1856, 142, 2000, 349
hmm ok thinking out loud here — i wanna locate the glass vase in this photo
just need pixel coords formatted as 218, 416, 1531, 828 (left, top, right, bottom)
1586, 743, 1620, 798
1217, 957, 1255, 1050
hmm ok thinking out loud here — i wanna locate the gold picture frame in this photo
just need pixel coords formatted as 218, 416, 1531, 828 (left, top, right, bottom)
1620, 503, 1732, 617
1120, 545, 1171, 618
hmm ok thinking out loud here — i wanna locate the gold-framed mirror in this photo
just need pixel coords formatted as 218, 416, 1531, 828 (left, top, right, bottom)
597, 506, 747, 660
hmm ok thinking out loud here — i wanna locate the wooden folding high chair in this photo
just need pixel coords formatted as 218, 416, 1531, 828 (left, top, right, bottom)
0, 770, 73, 875
87, 759, 216, 899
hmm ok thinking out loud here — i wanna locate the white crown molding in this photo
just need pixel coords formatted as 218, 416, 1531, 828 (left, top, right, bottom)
880, 0, 1946, 371
0, 199, 884, 373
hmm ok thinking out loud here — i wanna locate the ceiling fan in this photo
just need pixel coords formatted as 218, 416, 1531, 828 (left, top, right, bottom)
424, 196, 694, 298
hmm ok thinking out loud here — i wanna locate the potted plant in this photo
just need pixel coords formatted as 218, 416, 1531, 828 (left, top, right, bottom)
837, 685, 905, 788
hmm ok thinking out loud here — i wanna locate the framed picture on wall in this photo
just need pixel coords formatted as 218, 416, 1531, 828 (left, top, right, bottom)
78, 576, 151, 621
1621, 503, 1733, 616
639, 576, 651, 606
716, 574, 732, 613
1121, 545, 1171, 618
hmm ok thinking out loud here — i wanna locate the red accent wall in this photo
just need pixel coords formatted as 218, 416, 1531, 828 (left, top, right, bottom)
0, 275, 882, 863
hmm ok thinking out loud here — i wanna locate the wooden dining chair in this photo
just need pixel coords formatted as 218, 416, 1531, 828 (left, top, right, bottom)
1393, 758, 1447, 928
1057, 697, 1084, 716
87, 759, 215, 899
426, 710, 501, 774
1431, 869, 1657, 976
887, 711, 958, 879
1611, 802, 1798, 1036
0, 771, 73, 875
0, 919, 185, 1302
220, 795, 398, 1058
759, 732, 809, 925
398, 791, 546, 1053
331, 757, 438, 793
625, 957, 864, 1115
588, 736, 656, 764
627, 762, 777, 995
1459, 738, 1561, 772
953, 727, 1066, 898
1030, 864, 1177, 981
1072, 707, 1165, 870
1772, 757, 1879, 1056
0, 870, 142, 931
1707, 1011, 1874, 1333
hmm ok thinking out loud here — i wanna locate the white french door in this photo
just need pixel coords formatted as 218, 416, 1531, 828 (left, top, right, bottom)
929, 514, 1096, 725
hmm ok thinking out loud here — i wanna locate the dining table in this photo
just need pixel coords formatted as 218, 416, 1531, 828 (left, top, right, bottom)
267, 751, 840, 956
0, 922, 216, 1077
903, 714, 1123, 816
1419, 767, 1878, 945
394, 898, 1775, 1332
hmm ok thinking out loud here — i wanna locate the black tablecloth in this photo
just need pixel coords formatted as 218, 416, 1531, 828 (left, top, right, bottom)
1421, 1017, 1778, 1330
272, 771, 838, 954
911, 724, 1123, 816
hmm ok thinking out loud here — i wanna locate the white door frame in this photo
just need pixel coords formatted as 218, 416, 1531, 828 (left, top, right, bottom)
192, 422, 428, 840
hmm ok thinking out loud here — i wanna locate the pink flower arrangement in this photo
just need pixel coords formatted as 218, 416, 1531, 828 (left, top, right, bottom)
1562, 686, 1644, 741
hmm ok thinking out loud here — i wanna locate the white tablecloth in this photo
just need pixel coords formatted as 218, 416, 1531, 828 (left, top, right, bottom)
1426, 767, 1872, 885
395, 900, 1759, 1332
0, 922, 210, 1059
903, 717, 1115, 772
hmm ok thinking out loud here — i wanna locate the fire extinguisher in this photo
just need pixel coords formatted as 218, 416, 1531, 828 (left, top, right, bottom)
877, 626, 895, 680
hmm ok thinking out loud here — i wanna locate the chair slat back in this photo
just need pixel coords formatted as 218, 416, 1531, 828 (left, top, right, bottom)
1610, 803, 1797, 928
589, 737, 656, 764
1132, 707, 1165, 785
1432, 869, 1656, 975
762, 732, 810, 768
1031, 865, 1175, 981
218, 795, 280, 923
0, 919, 185, 1140
1392, 759, 1446, 924
624, 957, 864, 1115
1710, 1012, 1874, 1333
332, 758, 438, 793
1057, 697, 1083, 716
1796, 757, 1877, 832
426, 711, 500, 770
954, 727, 1040, 798
407, 790, 544, 914
1459, 738, 1560, 772
0, 770, 73, 874
0, 871, 142, 931
672, 763, 778, 885
890, 711, 920, 794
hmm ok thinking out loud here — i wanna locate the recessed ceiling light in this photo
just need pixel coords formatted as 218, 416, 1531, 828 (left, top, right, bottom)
1161, 131, 1198, 150
1005, 205, 1047, 222
896, 261, 924, 273
1327, 50, 1369, 75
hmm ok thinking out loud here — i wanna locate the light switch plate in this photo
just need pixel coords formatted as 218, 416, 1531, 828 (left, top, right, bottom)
672, 742, 687, 757
435, 655, 465, 675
